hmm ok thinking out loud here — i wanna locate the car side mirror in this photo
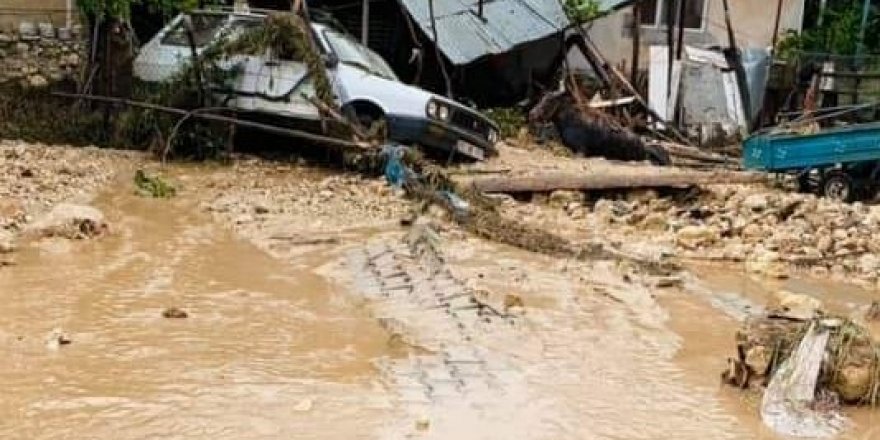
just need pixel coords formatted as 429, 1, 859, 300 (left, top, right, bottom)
323, 53, 339, 68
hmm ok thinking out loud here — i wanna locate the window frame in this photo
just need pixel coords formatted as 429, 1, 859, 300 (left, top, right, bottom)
638, 0, 709, 32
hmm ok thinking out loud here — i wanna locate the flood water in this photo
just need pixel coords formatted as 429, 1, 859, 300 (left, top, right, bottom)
673, 265, 880, 439
2, 168, 879, 439
0, 176, 394, 439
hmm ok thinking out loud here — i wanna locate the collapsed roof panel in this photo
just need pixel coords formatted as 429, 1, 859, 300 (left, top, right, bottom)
398, 0, 570, 65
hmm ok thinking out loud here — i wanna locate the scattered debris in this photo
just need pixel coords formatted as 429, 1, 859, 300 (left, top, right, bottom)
866, 301, 880, 322
414, 416, 430, 432
529, 90, 670, 166
726, 311, 880, 409
45, 327, 72, 350
760, 320, 847, 438
162, 307, 189, 319
26, 203, 108, 239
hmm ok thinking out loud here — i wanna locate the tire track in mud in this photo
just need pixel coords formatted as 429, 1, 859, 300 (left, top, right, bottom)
348, 227, 748, 439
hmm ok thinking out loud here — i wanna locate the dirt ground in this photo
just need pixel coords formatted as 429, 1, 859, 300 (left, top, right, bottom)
2, 140, 880, 439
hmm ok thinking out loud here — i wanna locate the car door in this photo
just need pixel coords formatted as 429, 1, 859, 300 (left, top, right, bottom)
249, 51, 320, 120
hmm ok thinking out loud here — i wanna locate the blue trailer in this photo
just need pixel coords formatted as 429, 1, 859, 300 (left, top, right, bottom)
742, 122, 880, 202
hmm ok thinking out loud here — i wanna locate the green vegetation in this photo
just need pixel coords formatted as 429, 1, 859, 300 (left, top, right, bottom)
776, 0, 879, 58
77, 0, 199, 20
563, 0, 602, 24
483, 108, 526, 139
134, 169, 177, 198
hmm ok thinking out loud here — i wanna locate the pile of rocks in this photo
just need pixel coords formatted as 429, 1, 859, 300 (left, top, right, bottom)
204, 158, 411, 236
0, 25, 83, 87
499, 182, 880, 286
0, 140, 131, 254
593, 187, 880, 283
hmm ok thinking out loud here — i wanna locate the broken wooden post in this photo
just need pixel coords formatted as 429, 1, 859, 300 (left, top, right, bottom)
465, 170, 765, 193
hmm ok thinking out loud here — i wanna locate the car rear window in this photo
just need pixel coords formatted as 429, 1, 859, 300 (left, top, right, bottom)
161, 13, 228, 47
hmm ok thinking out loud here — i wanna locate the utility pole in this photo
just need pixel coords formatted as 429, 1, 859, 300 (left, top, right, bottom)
362, 0, 370, 45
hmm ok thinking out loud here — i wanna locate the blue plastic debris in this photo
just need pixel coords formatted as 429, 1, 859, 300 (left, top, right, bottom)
382, 143, 411, 188
381, 143, 470, 217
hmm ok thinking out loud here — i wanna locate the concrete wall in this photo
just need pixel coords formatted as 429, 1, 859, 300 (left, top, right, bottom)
575, 0, 804, 70
0, 0, 74, 32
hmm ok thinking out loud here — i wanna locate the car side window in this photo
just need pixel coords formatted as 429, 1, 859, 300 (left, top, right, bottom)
161, 13, 227, 47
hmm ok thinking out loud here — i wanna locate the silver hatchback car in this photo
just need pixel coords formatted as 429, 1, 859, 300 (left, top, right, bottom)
133, 9, 499, 160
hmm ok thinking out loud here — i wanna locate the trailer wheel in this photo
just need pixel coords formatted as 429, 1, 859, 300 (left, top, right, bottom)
823, 172, 855, 203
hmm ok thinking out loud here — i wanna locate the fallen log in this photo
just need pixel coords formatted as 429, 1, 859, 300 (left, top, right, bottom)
465, 170, 767, 193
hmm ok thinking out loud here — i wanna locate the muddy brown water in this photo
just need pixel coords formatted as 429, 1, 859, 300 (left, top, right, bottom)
673, 266, 880, 440
2, 166, 879, 439
0, 176, 395, 439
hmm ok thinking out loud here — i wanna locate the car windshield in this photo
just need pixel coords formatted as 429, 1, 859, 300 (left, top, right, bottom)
322, 29, 397, 80
161, 13, 228, 47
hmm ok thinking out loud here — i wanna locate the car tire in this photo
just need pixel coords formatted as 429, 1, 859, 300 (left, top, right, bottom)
822, 172, 855, 203
342, 102, 386, 135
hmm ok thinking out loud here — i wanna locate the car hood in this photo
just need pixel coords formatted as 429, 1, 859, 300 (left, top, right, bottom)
335, 64, 437, 118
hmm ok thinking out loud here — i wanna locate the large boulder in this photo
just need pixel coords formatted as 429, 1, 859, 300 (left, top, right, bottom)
771, 290, 822, 320
834, 364, 872, 403
26, 203, 107, 239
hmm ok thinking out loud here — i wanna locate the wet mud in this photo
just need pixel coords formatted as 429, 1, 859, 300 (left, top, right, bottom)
1, 150, 879, 439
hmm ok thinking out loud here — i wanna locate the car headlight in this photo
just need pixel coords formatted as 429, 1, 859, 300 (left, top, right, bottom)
426, 100, 450, 121
437, 105, 450, 121
488, 129, 498, 143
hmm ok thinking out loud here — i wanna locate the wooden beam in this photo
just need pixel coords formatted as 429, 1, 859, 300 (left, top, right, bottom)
50, 92, 368, 150
466, 170, 764, 193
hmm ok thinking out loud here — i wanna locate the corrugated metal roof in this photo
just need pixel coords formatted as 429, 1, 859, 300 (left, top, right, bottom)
399, 0, 570, 65
596, 0, 635, 11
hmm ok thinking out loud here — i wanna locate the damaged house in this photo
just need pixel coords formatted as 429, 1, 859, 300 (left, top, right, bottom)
305, 0, 574, 107
573, 0, 808, 143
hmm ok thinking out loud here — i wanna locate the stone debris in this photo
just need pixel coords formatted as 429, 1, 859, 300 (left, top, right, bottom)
26, 203, 107, 239
162, 307, 189, 319
45, 327, 71, 350
203, 159, 410, 240
499, 177, 880, 286
727, 312, 878, 406
0, 140, 131, 249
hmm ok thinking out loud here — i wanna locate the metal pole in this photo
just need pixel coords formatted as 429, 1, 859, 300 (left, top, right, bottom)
676, 0, 687, 60
361, 0, 370, 46
361, 0, 370, 45
856, 0, 871, 56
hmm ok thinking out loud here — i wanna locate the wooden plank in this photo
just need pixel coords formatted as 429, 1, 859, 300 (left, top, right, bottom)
466, 171, 766, 193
